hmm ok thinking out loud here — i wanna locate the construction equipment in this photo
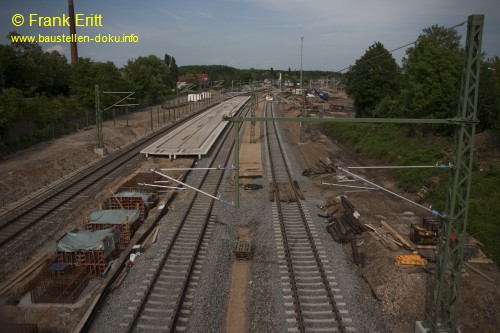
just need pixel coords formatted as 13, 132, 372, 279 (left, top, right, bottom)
311, 86, 329, 100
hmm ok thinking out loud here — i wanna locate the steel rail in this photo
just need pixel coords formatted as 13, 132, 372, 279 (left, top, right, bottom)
125, 98, 251, 332
265, 101, 347, 332
0, 103, 218, 248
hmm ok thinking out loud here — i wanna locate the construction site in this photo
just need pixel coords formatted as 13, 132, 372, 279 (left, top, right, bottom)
0, 12, 498, 333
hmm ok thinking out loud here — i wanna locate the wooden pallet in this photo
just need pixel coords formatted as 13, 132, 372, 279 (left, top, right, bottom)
234, 240, 253, 260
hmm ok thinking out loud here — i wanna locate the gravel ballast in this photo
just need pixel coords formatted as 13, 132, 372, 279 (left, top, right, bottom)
89, 112, 392, 333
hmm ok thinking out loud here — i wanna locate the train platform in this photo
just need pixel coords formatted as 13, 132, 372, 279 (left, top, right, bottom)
140, 96, 250, 159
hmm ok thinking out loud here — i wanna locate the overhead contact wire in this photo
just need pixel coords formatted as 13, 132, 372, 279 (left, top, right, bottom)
335, 20, 467, 73
337, 167, 444, 217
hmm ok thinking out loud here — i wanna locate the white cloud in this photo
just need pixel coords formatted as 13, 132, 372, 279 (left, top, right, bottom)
44, 44, 65, 54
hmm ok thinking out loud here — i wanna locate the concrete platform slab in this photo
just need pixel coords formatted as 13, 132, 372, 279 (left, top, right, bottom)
141, 96, 249, 159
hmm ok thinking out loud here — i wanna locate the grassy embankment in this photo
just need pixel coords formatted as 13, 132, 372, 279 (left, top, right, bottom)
323, 122, 500, 263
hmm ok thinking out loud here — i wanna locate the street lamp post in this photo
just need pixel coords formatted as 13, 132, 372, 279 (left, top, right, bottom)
299, 35, 306, 143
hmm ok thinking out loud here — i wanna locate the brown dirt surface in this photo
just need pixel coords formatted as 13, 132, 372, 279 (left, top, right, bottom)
225, 227, 251, 333
0, 107, 160, 208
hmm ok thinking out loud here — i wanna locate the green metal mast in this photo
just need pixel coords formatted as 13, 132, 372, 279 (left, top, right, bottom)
250, 84, 257, 144
425, 14, 484, 333
95, 84, 104, 149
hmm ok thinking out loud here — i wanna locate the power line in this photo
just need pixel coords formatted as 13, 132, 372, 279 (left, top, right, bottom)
334, 20, 467, 73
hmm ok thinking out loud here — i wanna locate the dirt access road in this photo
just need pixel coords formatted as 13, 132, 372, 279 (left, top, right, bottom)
0, 93, 498, 332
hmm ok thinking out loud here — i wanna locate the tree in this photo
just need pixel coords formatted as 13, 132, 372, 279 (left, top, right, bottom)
399, 26, 462, 125
345, 42, 401, 117
477, 57, 500, 132
28, 94, 68, 127
0, 88, 24, 139
0, 44, 18, 90
164, 53, 179, 88
7, 31, 44, 95
6, 31, 71, 97
422, 24, 462, 52
38, 50, 71, 97
123, 55, 171, 105
70, 58, 128, 111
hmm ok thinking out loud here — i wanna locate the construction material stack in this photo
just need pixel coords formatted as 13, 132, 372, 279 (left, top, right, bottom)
56, 228, 120, 277
108, 190, 156, 222
87, 209, 141, 249
29, 263, 89, 304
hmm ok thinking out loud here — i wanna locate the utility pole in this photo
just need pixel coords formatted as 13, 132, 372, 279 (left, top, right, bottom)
420, 14, 484, 333
250, 84, 257, 144
95, 89, 138, 154
299, 35, 306, 143
95, 85, 104, 152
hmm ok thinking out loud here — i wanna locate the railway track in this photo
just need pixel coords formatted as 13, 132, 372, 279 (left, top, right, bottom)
118, 102, 250, 332
264, 101, 355, 332
0, 101, 221, 249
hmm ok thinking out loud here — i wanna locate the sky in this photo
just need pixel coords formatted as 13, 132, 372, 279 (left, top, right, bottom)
1, 0, 499, 72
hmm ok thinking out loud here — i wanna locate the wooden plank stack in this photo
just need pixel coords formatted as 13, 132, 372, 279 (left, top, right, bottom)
325, 196, 366, 244
302, 155, 337, 177
380, 220, 417, 251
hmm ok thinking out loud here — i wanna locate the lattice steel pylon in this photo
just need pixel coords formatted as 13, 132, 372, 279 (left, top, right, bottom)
424, 14, 484, 333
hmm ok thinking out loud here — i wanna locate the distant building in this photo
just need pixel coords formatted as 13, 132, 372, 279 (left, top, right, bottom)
177, 75, 187, 89
177, 74, 210, 89
196, 73, 209, 87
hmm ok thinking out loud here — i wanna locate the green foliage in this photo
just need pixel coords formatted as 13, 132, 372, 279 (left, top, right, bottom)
123, 55, 171, 104
345, 42, 401, 117
478, 57, 500, 132
400, 35, 462, 122
164, 53, 179, 88
323, 122, 500, 263
373, 96, 402, 118
27, 94, 70, 127
5, 32, 71, 97
468, 165, 500, 262
0, 87, 25, 138
421, 24, 462, 52
70, 58, 128, 110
